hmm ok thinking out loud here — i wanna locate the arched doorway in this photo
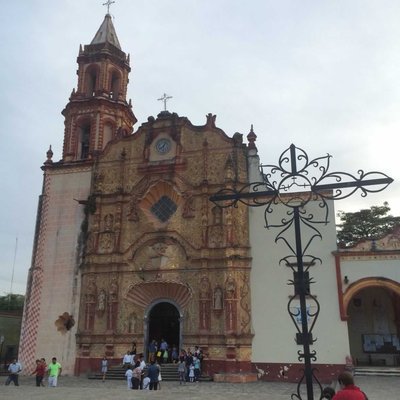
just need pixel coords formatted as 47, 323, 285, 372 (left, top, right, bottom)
346, 285, 400, 366
147, 301, 181, 360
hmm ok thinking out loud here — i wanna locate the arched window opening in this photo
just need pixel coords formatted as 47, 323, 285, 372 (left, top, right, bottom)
85, 68, 98, 97
110, 71, 121, 100
79, 124, 91, 159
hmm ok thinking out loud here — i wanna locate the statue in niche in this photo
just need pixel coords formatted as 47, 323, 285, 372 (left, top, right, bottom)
214, 287, 223, 310
225, 276, 236, 299
127, 313, 137, 333
86, 276, 97, 302
104, 214, 114, 230
109, 279, 118, 302
97, 289, 106, 311
99, 232, 114, 252
182, 193, 195, 218
199, 276, 210, 300
212, 206, 222, 225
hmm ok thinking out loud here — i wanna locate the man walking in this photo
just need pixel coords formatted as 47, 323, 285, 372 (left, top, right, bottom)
48, 357, 62, 387
5, 359, 22, 386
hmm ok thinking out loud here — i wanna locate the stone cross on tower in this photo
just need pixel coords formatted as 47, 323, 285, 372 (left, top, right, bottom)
210, 143, 393, 400
158, 93, 173, 111
102, 0, 115, 14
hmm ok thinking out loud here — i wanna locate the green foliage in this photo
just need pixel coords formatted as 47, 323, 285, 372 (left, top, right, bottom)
337, 202, 400, 248
0, 294, 25, 311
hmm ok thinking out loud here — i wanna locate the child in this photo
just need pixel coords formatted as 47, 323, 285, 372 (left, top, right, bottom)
177, 360, 186, 385
125, 365, 133, 389
189, 363, 195, 383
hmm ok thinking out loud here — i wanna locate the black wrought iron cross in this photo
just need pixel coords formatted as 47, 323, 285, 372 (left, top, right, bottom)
210, 144, 393, 400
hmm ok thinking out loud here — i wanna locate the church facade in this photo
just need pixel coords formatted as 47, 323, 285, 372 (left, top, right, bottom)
19, 14, 400, 382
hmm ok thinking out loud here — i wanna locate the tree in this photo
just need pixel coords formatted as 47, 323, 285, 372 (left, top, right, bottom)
0, 294, 25, 311
336, 202, 400, 248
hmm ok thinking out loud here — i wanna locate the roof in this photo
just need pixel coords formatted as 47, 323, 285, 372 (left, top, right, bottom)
90, 14, 121, 50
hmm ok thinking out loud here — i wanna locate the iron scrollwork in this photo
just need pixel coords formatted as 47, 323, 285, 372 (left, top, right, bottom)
210, 144, 393, 400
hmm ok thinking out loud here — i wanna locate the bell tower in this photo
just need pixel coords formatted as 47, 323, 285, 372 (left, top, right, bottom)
62, 13, 137, 161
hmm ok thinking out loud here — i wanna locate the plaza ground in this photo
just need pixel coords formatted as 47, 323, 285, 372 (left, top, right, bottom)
2, 375, 400, 400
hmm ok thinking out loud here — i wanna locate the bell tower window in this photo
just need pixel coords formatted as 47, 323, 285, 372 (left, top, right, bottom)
110, 71, 121, 100
79, 124, 91, 159
85, 68, 98, 97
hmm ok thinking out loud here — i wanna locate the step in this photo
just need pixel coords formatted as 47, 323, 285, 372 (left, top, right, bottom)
88, 363, 211, 382
354, 367, 400, 377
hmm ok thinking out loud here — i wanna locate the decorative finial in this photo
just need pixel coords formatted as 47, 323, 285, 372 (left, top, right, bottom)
247, 124, 257, 150
103, 0, 115, 14
157, 93, 173, 111
45, 145, 53, 165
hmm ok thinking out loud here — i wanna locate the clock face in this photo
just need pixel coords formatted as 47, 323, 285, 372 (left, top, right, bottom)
155, 138, 171, 154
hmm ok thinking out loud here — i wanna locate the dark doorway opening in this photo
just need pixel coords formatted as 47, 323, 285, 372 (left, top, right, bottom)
148, 302, 180, 356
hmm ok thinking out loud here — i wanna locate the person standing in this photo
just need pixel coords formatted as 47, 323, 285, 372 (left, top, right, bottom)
5, 359, 22, 386
132, 361, 141, 389
194, 356, 201, 382
31, 359, 45, 387
125, 365, 133, 389
101, 356, 108, 382
146, 360, 159, 390
332, 372, 368, 400
139, 354, 146, 389
177, 359, 186, 385
47, 357, 62, 387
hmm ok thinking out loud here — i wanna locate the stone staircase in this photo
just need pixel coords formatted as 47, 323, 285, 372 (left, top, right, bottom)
354, 366, 400, 377
89, 363, 211, 382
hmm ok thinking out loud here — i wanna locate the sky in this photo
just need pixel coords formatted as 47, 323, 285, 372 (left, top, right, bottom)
1, 0, 400, 295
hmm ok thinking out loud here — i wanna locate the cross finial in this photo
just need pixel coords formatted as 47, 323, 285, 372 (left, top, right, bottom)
157, 93, 173, 111
103, 0, 115, 14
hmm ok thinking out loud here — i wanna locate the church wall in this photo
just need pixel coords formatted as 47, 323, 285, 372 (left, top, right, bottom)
33, 168, 91, 375
249, 198, 350, 381
340, 258, 399, 287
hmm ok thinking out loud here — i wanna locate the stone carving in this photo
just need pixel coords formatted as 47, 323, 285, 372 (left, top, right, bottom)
128, 196, 140, 221
198, 276, 211, 331
213, 287, 223, 310
134, 240, 186, 270
98, 232, 115, 253
225, 275, 236, 299
239, 272, 251, 334
85, 276, 97, 331
182, 193, 195, 218
107, 278, 118, 331
104, 214, 114, 230
97, 289, 106, 312
225, 276, 237, 332
199, 276, 211, 299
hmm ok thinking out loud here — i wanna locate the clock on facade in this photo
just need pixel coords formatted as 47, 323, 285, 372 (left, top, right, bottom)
155, 138, 171, 154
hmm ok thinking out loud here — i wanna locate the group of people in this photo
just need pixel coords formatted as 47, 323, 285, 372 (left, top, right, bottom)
5, 357, 62, 387
147, 338, 179, 364
177, 346, 203, 383
322, 372, 368, 400
121, 352, 159, 390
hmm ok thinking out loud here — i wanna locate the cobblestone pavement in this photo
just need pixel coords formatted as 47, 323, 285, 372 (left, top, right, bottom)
2, 375, 399, 399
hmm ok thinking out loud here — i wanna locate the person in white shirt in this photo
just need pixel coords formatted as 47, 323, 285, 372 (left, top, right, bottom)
5, 359, 22, 386
125, 366, 133, 389
122, 351, 131, 367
